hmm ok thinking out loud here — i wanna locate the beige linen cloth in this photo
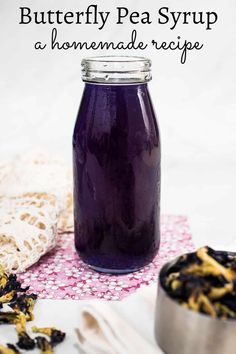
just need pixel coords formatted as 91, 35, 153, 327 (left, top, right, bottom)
76, 285, 163, 354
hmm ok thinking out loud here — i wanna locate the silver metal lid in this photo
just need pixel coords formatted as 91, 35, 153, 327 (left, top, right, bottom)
81, 56, 152, 84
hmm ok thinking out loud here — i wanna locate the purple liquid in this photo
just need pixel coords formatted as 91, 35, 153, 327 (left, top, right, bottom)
73, 83, 161, 273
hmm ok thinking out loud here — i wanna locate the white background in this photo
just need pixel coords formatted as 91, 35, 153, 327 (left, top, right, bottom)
0, 1, 235, 353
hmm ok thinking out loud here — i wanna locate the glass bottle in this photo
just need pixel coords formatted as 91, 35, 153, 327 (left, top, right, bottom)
73, 56, 161, 274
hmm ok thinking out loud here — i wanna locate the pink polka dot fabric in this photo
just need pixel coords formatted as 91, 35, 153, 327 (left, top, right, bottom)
18, 215, 194, 300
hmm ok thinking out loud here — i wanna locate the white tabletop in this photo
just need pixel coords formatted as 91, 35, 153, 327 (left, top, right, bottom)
0, 288, 162, 353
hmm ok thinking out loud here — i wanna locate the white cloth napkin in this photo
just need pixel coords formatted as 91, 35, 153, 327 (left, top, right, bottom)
76, 285, 162, 354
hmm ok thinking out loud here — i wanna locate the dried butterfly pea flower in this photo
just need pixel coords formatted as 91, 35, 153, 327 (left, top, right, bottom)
0, 312, 18, 325
207, 283, 234, 300
16, 333, 35, 351
9, 294, 37, 321
0, 293, 37, 326
32, 326, 66, 346
0, 270, 29, 298
188, 292, 216, 317
207, 247, 236, 266
3, 275, 29, 295
165, 272, 209, 301
197, 247, 236, 282
0, 265, 66, 351
219, 293, 236, 313
162, 247, 236, 319
15, 313, 35, 350
0, 291, 17, 304
35, 336, 53, 354
167, 252, 201, 275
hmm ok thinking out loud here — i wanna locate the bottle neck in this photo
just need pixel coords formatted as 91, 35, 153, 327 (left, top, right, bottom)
84, 82, 148, 92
